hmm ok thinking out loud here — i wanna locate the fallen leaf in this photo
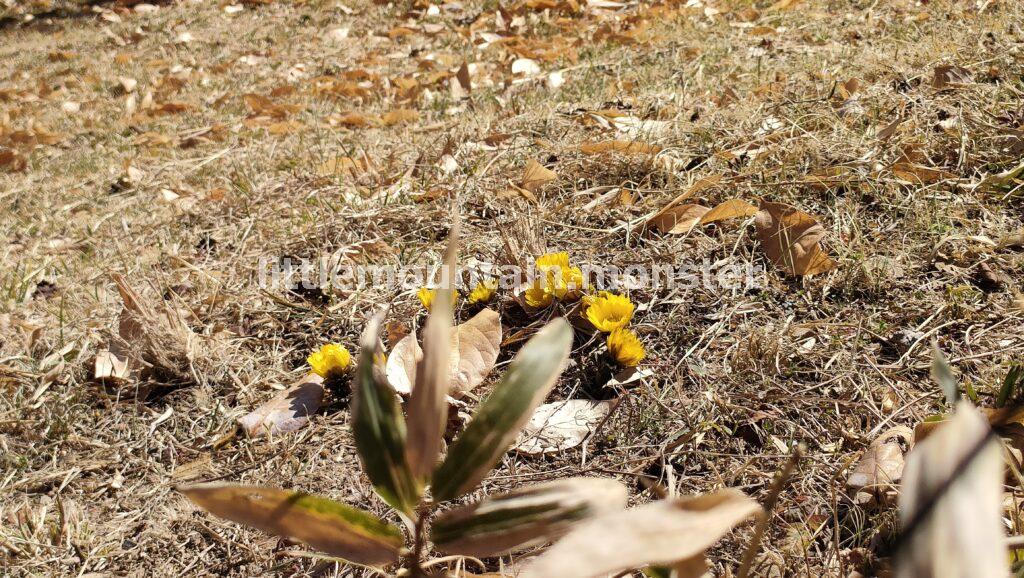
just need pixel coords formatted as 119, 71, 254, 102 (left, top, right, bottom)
931, 65, 973, 90
890, 162, 957, 184
647, 204, 709, 234
514, 399, 615, 455
754, 201, 837, 276
520, 159, 557, 193
451, 308, 502, 394
238, 373, 325, 437
381, 108, 420, 126
386, 308, 501, 396
847, 426, 913, 507
699, 199, 758, 224
645, 174, 722, 231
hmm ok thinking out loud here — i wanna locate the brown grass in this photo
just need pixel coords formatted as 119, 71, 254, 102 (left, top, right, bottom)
2, 0, 1024, 575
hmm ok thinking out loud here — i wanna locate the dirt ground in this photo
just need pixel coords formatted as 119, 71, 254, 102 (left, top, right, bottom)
2, 0, 1024, 576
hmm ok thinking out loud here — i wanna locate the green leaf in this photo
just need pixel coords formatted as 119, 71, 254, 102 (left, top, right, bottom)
179, 484, 403, 565
431, 477, 627, 557
353, 314, 420, 514
432, 318, 573, 502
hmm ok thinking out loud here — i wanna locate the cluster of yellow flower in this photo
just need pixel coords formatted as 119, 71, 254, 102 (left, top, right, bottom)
309, 252, 645, 378
584, 292, 645, 367
417, 279, 497, 310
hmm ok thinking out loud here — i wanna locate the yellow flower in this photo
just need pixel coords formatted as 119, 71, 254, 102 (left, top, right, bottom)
468, 279, 498, 304
524, 278, 554, 308
535, 252, 584, 300
584, 291, 635, 332
307, 343, 352, 378
607, 328, 645, 367
418, 287, 458, 310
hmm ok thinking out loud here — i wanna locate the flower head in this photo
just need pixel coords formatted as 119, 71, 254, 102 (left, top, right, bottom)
524, 278, 554, 308
607, 328, 645, 367
468, 279, 498, 304
418, 287, 458, 310
584, 291, 635, 332
307, 343, 352, 378
535, 251, 584, 301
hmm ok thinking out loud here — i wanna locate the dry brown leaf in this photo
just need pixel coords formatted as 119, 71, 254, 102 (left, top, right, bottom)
520, 159, 557, 193
451, 308, 502, 394
890, 162, 957, 184
645, 174, 722, 230
754, 201, 837, 276
386, 308, 501, 396
699, 199, 758, 224
238, 373, 325, 437
385, 328, 422, 395
648, 204, 710, 234
381, 108, 420, 126
514, 399, 615, 455
0, 149, 27, 172
897, 402, 1006, 578
331, 112, 383, 128
846, 426, 913, 507
580, 140, 661, 155
523, 490, 760, 578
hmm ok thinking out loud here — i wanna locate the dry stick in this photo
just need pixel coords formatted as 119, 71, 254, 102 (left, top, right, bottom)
736, 444, 803, 578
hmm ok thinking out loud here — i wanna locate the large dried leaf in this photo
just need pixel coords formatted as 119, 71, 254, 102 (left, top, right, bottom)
699, 199, 758, 224
387, 308, 502, 396
180, 484, 402, 565
432, 319, 573, 502
451, 308, 502, 394
432, 477, 627, 557
238, 373, 325, 437
406, 223, 458, 481
647, 204, 710, 234
520, 159, 557, 193
385, 329, 421, 395
846, 426, 913, 507
645, 175, 722, 232
896, 402, 1006, 578
522, 490, 760, 578
514, 399, 615, 456
754, 201, 837, 276
352, 315, 419, 514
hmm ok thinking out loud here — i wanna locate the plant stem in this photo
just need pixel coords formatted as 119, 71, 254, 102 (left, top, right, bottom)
736, 444, 802, 578
407, 499, 433, 577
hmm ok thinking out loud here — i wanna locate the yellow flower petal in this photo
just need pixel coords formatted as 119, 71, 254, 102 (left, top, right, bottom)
418, 286, 458, 310
535, 252, 585, 301
524, 278, 554, 308
607, 328, 645, 367
468, 279, 498, 304
584, 292, 635, 332
307, 343, 352, 378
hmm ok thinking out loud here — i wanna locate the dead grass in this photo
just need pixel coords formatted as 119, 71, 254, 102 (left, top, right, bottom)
2, 0, 1024, 575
